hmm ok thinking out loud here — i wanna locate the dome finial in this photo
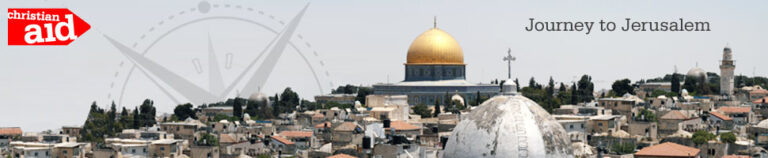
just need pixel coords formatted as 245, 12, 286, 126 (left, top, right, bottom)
433, 16, 437, 28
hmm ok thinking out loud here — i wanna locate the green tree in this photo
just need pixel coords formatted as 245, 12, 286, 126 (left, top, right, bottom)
611, 142, 636, 154
671, 73, 681, 95
473, 91, 481, 106
692, 130, 716, 145
245, 98, 264, 116
529, 77, 539, 89
132, 107, 140, 128
720, 132, 737, 144
196, 132, 219, 146
636, 108, 657, 122
233, 97, 243, 120
279, 87, 300, 113
433, 99, 441, 117
173, 103, 197, 120
120, 107, 129, 117
611, 79, 634, 95
139, 99, 157, 127
107, 102, 117, 134
108, 102, 117, 123
356, 87, 373, 104
546, 77, 555, 96
412, 104, 431, 118
559, 83, 566, 93
570, 84, 578, 104
577, 75, 595, 102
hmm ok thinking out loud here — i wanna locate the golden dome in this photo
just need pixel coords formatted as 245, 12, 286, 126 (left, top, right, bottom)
406, 28, 464, 65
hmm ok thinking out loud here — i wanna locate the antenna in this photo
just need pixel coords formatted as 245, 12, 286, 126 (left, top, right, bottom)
674, 65, 678, 74
433, 16, 437, 28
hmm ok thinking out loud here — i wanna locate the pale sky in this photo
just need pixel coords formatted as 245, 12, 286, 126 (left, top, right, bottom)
1, 0, 766, 131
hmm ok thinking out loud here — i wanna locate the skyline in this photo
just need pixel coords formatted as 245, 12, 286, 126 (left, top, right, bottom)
1, 0, 767, 131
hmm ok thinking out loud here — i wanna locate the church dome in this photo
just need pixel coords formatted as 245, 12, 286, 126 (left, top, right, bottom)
406, 28, 464, 65
686, 67, 708, 81
248, 93, 271, 105
443, 94, 573, 158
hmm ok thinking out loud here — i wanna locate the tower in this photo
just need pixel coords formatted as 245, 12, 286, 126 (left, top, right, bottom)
720, 46, 735, 96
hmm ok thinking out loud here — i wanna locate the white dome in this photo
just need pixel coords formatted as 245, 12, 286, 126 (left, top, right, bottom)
757, 119, 768, 129
248, 93, 271, 105
451, 94, 465, 106
686, 67, 708, 81
443, 94, 573, 158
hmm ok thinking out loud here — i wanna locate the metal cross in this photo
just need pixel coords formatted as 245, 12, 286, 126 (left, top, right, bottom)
503, 48, 516, 79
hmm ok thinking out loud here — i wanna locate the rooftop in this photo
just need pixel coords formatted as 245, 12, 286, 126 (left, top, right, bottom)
751, 89, 768, 94
334, 122, 358, 132
661, 110, 689, 120
278, 131, 313, 138
634, 142, 699, 157
710, 111, 733, 121
271, 136, 294, 145
327, 153, 357, 158
386, 121, 420, 131
314, 122, 332, 129
719, 106, 751, 114
0, 127, 22, 135
753, 97, 768, 104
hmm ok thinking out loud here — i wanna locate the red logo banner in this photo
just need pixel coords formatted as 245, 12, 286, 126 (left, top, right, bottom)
7, 8, 90, 45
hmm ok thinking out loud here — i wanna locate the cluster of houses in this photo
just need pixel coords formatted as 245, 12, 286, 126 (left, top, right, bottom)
0, 94, 462, 158
4, 83, 768, 157
552, 83, 768, 158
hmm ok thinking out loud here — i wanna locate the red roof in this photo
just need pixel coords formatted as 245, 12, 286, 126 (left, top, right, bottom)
327, 153, 357, 158
0, 127, 22, 136
386, 121, 420, 131
635, 142, 699, 157
719, 106, 751, 114
751, 89, 768, 94
279, 131, 313, 138
753, 97, 768, 104
315, 122, 332, 129
710, 111, 733, 121
271, 136, 294, 145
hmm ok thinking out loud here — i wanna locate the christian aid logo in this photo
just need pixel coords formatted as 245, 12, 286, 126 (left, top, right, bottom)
7, 8, 90, 45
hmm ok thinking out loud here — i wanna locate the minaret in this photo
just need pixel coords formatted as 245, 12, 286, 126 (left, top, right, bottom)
720, 46, 735, 96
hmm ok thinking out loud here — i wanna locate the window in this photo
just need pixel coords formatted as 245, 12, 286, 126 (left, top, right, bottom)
143, 148, 147, 153
160, 147, 165, 151
569, 125, 573, 129
132, 149, 136, 153
598, 123, 603, 127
